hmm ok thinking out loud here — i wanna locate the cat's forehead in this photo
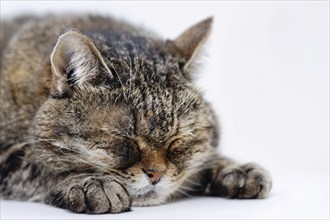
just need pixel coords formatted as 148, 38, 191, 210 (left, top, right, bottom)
98, 32, 184, 87
134, 110, 176, 144
130, 87, 176, 143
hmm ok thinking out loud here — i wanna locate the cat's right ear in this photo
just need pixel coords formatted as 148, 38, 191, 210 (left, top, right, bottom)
50, 30, 111, 97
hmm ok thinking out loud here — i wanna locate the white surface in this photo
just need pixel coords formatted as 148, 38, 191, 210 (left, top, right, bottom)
1, 173, 329, 219
0, 1, 329, 219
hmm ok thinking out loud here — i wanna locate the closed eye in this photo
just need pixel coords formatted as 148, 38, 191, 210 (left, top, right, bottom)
168, 138, 183, 151
90, 141, 101, 149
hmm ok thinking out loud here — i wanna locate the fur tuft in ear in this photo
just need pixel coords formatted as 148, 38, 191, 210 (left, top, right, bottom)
167, 17, 213, 74
50, 30, 112, 96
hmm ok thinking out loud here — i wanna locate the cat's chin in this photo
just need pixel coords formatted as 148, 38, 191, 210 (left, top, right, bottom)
131, 191, 164, 207
131, 188, 168, 207
125, 177, 171, 207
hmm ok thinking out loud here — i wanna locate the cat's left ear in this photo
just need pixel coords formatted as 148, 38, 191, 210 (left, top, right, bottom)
167, 17, 213, 73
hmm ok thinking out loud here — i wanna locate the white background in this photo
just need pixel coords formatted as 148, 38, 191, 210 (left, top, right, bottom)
1, 1, 329, 219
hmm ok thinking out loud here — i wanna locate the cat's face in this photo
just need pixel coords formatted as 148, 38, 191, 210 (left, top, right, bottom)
33, 17, 217, 206
35, 78, 216, 205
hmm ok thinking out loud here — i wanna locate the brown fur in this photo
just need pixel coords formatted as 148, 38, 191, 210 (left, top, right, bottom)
0, 14, 271, 214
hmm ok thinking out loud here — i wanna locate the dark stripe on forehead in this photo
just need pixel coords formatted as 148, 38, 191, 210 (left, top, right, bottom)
131, 83, 176, 142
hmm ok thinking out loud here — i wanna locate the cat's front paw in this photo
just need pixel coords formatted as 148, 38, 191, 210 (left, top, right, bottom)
210, 162, 272, 199
47, 176, 131, 214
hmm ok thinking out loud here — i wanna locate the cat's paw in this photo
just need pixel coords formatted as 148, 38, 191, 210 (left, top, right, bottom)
47, 176, 131, 214
210, 162, 272, 199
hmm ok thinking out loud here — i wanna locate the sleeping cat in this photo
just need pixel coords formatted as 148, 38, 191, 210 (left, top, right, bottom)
0, 14, 272, 214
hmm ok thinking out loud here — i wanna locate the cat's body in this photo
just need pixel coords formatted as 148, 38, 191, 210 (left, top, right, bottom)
0, 14, 271, 214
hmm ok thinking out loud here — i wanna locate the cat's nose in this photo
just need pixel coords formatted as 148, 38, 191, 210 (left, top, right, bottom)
143, 168, 166, 185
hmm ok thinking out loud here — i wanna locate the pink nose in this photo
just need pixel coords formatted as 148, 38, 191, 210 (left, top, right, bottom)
143, 168, 166, 184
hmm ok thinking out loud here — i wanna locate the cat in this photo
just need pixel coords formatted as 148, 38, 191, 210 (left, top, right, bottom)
0, 14, 272, 214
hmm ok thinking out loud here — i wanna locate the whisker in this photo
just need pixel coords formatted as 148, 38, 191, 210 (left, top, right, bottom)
183, 178, 203, 187
175, 187, 192, 198
106, 58, 128, 101
127, 56, 133, 98
0, 114, 35, 127
177, 184, 194, 192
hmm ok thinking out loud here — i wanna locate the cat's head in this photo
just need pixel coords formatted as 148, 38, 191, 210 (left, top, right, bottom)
33, 17, 219, 206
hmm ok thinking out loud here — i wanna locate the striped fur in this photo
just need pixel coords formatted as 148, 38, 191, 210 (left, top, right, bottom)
0, 14, 271, 214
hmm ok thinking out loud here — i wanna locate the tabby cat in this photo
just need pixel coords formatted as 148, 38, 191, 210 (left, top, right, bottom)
0, 14, 272, 214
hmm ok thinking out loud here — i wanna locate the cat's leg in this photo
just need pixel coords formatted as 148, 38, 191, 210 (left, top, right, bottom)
207, 156, 272, 199
45, 175, 131, 214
